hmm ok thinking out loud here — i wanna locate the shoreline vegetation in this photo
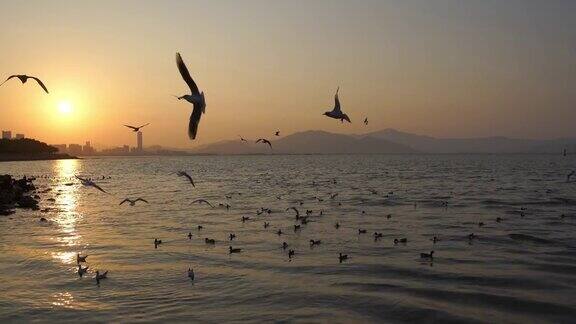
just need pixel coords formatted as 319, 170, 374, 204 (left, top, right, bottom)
0, 138, 77, 162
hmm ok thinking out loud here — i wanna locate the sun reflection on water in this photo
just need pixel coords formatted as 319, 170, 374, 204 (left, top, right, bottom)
52, 159, 83, 255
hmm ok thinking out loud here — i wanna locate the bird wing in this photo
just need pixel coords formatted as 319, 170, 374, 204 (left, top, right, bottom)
265, 140, 272, 148
91, 183, 107, 193
30, 77, 49, 94
136, 198, 149, 203
342, 114, 351, 123
119, 199, 130, 205
176, 53, 200, 95
256, 139, 262, 143
124, 125, 138, 131
137, 123, 150, 129
188, 103, 203, 139
0, 75, 20, 87
333, 87, 341, 113
184, 172, 195, 186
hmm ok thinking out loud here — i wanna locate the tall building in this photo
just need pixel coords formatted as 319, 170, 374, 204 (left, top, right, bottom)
137, 131, 143, 152
52, 144, 67, 153
68, 144, 83, 156
15, 133, 24, 139
82, 141, 95, 155
2, 130, 12, 140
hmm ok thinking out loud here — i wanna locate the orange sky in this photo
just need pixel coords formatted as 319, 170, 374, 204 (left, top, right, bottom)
1, 0, 575, 149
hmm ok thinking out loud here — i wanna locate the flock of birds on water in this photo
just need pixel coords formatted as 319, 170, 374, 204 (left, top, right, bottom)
3, 53, 575, 286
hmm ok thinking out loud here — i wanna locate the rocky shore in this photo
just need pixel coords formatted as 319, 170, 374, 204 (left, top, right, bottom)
0, 174, 40, 216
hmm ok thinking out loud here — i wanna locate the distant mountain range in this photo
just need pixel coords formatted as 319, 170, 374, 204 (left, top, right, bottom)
191, 129, 576, 155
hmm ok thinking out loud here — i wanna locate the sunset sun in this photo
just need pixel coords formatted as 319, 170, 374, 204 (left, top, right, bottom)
57, 101, 73, 114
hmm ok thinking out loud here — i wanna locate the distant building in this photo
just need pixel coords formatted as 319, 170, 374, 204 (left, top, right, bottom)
137, 131, 143, 152
15, 133, 25, 139
82, 141, 95, 155
2, 130, 12, 140
68, 144, 83, 156
52, 144, 67, 153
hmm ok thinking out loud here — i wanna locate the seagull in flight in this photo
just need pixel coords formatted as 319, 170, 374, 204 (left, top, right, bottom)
275, 131, 280, 136
323, 87, 350, 123
123, 123, 149, 132
75, 175, 107, 193
238, 136, 248, 143
177, 171, 195, 187
286, 207, 300, 219
120, 198, 148, 206
192, 199, 214, 208
364, 117, 368, 125
0, 74, 49, 94
175, 52, 206, 140
256, 138, 272, 148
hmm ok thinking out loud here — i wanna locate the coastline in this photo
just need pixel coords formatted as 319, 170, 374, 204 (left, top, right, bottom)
0, 153, 78, 162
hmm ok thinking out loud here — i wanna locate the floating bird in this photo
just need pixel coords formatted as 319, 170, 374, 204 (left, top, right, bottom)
276, 229, 283, 236
374, 232, 383, 239
364, 117, 368, 125
275, 131, 280, 136
264, 222, 270, 228
188, 268, 195, 280
241, 216, 250, 223
339, 253, 348, 263
282, 242, 289, 250
119, 198, 148, 206
205, 238, 216, 245
95, 270, 108, 284
197, 225, 204, 230
238, 136, 248, 142
420, 251, 434, 259
188, 232, 193, 240
77, 264, 89, 277
177, 171, 195, 187
229, 246, 242, 254
478, 222, 485, 227
229, 233, 236, 241
394, 238, 408, 244
175, 52, 206, 140
192, 199, 214, 208
335, 222, 340, 229
431, 236, 439, 243
154, 238, 162, 248
310, 239, 321, 246
496, 217, 503, 223
0, 74, 49, 93
256, 138, 272, 148
358, 229, 367, 234
77, 253, 88, 264
323, 87, 351, 123
288, 249, 295, 259
75, 176, 107, 193
123, 123, 149, 132
294, 224, 301, 232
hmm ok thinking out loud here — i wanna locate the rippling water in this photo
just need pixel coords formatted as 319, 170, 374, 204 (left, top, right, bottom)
1, 155, 576, 323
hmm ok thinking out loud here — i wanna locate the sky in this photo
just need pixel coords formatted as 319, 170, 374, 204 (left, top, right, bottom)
0, 0, 575, 149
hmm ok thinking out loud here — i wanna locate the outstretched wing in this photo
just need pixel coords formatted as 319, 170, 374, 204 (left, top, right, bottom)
124, 125, 138, 131
188, 104, 203, 139
30, 77, 49, 94
333, 87, 341, 113
119, 199, 130, 205
176, 52, 200, 95
135, 198, 149, 203
137, 123, 150, 129
91, 183, 107, 193
0, 75, 20, 87
265, 140, 272, 148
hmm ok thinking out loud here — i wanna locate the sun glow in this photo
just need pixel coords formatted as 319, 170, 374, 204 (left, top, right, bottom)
58, 101, 73, 114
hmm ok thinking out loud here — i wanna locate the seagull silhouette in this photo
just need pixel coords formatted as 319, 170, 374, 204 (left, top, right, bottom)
75, 175, 107, 193
175, 52, 206, 140
323, 87, 350, 123
238, 135, 248, 142
364, 117, 368, 125
256, 138, 272, 148
1, 75, 49, 94
119, 198, 148, 206
123, 123, 149, 132
192, 199, 214, 208
275, 131, 280, 136
177, 171, 195, 187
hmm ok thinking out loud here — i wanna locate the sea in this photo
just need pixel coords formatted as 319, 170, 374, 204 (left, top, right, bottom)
0, 154, 575, 323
